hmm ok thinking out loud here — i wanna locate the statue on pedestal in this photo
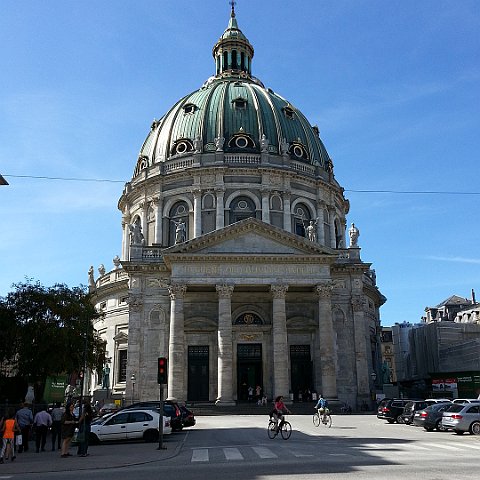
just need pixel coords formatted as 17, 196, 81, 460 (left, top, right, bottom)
349, 222, 360, 247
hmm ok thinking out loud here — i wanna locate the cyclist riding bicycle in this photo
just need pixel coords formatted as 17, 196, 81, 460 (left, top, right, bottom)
272, 395, 291, 432
314, 394, 329, 422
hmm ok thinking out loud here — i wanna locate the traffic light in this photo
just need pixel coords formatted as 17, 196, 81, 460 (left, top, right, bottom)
157, 357, 168, 384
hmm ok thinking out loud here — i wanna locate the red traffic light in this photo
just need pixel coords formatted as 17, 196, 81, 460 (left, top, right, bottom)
157, 357, 168, 384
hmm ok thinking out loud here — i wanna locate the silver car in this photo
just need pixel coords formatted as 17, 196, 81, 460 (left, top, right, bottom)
441, 403, 480, 435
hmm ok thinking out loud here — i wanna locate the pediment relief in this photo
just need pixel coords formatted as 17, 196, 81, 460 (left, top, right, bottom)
162, 218, 336, 264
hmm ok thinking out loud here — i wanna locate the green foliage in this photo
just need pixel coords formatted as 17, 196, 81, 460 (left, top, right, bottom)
0, 280, 105, 385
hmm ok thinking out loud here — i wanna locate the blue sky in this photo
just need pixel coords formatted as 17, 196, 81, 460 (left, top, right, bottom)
1, 0, 479, 325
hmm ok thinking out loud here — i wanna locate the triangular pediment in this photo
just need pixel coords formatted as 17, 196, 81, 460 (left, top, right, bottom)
162, 218, 336, 262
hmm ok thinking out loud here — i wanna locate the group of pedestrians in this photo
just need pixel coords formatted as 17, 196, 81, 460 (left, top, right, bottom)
0, 400, 94, 463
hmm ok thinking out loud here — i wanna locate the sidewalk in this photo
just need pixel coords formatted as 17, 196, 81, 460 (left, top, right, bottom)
0, 438, 182, 474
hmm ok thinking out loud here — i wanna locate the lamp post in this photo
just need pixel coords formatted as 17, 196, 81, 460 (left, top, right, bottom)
131, 374, 136, 405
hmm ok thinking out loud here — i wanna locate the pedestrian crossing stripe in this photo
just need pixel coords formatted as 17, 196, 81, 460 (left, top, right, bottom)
190, 442, 480, 463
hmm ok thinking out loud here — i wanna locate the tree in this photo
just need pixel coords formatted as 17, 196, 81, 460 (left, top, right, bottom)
0, 280, 105, 402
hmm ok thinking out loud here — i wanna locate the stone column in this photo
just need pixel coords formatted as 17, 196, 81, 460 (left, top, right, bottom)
352, 295, 370, 402
140, 202, 148, 245
216, 284, 235, 405
153, 197, 163, 245
125, 293, 143, 403
315, 283, 338, 399
121, 213, 131, 260
328, 207, 336, 248
215, 188, 225, 229
261, 189, 270, 223
283, 192, 291, 232
193, 189, 202, 238
167, 284, 187, 402
271, 284, 289, 399
316, 202, 325, 245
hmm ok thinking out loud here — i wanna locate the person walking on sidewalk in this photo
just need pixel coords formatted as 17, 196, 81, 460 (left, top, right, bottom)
50, 402, 63, 451
15, 403, 33, 453
0, 411, 20, 463
33, 406, 52, 453
60, 403, 77, 458
77, 402, 93, 457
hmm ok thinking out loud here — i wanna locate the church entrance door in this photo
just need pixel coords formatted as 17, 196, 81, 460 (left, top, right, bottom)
187, 346, 209, 401
290, 345, 313, 401
237, 344, 262, 402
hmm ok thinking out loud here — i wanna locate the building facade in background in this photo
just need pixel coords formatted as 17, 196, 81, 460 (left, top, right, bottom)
88, 7, 385, 408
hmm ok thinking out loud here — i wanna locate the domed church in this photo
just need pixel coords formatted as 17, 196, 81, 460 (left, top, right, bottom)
90, 4, 385, 409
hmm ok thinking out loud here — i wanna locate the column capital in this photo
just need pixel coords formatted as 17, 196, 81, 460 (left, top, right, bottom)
215, 187, 225, 195
168, 284, 187, 299
191, 187, 202, 197
216, 284, 234, 299
352, 295, 365, 312
315, 282, 334, 299
270, 284, 289, 299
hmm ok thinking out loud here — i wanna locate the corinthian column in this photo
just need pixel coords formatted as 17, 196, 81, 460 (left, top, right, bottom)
193, 189, 202, 238
167, 284, 187, 402
283, 192, 291, 232
271, 284, 289, 399
216, 284, 235, 405
125, 294, 143, 402
352, 295, 370, 401
215, 188, 225, 229
315, 283, 338, 399
153, 197, 163, 245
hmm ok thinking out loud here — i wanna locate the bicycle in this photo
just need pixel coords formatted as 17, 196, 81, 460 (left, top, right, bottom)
267, 415, 292, 440
313, 408, 332, 428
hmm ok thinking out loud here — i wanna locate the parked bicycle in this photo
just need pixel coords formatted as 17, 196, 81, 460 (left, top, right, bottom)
313, 408, 332, 428
267, 415, 292, 440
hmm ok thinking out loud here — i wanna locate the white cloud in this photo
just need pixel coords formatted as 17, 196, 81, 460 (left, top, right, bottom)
424, 255, 480, 265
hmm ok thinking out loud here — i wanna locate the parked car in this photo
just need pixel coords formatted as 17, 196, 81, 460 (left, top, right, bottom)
89, 408, 171, 443
424, 398, 452, 405
180, 405, 196, 428
377, 398, 415, 424
452, 398, 480, 404
412, 402, 452, 431
441, 403, 480, 434
98, 403, 121, 417
124, 400, 183, 431
401, 400, 429, 424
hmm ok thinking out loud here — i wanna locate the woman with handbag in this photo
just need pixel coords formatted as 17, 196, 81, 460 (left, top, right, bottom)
60, 403, 77, 458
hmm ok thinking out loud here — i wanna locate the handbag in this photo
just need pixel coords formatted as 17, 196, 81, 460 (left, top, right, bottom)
16, 435, 22, 446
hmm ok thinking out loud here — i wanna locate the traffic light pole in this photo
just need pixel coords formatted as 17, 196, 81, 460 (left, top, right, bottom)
157, 383, 166, 450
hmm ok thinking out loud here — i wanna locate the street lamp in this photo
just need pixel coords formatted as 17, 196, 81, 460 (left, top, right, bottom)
131, 373, 136, 405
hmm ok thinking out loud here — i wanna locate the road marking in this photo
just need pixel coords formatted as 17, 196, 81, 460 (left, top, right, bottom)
454, 442, 480, 450
422, 442, 461, 451
224, 447, 243, 460
251, 446, 277, 458
191, 449, 209, 462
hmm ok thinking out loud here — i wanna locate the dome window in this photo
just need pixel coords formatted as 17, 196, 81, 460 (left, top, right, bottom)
232, 97, 247, 109
171, 138, 194, 156
182, 103, 197, 115
228, 132, 255, 149
283, 106, 295, 119
289, 142, 309, 160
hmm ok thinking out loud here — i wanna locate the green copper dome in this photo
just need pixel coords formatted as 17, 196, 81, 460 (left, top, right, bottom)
134, 9, 332, 176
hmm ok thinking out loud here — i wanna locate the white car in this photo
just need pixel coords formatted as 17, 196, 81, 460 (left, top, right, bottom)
89, 409, 171, 443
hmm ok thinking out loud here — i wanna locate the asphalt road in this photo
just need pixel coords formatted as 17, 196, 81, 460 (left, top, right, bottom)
6, 414, 480, 480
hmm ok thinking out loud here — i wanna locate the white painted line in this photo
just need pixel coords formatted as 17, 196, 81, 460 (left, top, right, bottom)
422, 443, 461, 451
224, 447, 244, 461
252, 446, 278, 458
191, 449, 209, 462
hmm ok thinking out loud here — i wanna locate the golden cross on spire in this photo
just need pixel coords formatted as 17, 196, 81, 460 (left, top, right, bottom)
229, 0, 236, 17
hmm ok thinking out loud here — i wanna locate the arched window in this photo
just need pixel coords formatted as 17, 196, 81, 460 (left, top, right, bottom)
169, 201, 189, 246
240, 52, 245, 71
232, 50, 238, 69
293, 203, 311, 237
229, 196, 256, 224
223, 51, 228, 70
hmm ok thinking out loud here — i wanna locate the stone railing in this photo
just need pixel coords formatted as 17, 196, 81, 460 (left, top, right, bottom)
142, 246, 163, 260
97, 269, 128, 287
224, 153, 261, 165
164, 156, 195, 173
291, 160, 315, 176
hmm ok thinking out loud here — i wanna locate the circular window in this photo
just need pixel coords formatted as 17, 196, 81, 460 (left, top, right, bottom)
176, 205, 187, 215
238, 200, 248, 210
296, 207, 306, 217
293, 145, 304, 158
176, 142, 188, 154
235, 136, 248, 148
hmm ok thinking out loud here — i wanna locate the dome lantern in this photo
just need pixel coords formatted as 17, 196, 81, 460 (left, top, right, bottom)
212, 1, 254, 77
